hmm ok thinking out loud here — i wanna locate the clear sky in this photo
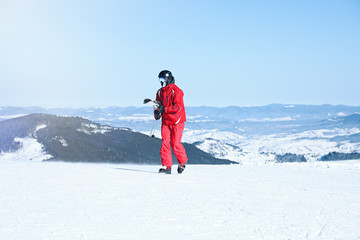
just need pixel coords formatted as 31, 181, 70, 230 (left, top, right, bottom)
0, 0, 359, 107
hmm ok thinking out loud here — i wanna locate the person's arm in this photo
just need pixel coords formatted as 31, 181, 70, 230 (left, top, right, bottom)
164, 89, 184, 114
154, 90, 163, 119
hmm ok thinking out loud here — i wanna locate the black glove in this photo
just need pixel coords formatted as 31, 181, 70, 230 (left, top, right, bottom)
158, 105, 165, 114
154, 105, 164, 120
154, 110, 161, 120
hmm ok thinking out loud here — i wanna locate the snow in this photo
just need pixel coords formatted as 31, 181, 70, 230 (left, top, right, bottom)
76, 123, 111, 135
182, 129, 246, 143
192, 139, 244, 160
238, 116, 294, 122
181, 128, 360, 164
52, 136, 69, 147
0, 124, 53, 161
0, 114, 27, 120
35, 124, 47, 132
0, 160, 359, 239
187, 115, 215, 123
0, 137, 52, 161
117, 114, 154, 122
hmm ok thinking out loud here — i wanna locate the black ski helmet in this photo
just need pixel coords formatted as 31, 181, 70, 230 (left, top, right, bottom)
158, 70, 175, 87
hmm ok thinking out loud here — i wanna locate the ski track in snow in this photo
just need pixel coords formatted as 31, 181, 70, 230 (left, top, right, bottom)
0, 160, 360, 240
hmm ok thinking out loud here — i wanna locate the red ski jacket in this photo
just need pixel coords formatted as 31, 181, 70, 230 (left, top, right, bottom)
155, 84, 186, 125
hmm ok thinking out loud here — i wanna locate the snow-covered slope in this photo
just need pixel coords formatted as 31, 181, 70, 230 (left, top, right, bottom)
185, 127, 360, 164
0, 114, 235, 165
0, 160, 359, 239
0, 137, 52, 162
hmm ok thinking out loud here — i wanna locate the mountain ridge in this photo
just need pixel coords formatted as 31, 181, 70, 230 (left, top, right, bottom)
1, 105, 359, 163
0, 114, 236, 165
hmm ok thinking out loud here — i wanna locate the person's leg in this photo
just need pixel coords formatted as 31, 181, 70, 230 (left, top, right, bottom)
170, 122, 188, 165
160, 124, 173, 168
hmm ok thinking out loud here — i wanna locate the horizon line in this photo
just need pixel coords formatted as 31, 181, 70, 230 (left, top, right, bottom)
1, 103, 360, 109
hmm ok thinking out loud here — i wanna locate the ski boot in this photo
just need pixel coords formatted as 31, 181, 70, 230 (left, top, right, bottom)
177, 164, 186, 174
159, 166, 171, 174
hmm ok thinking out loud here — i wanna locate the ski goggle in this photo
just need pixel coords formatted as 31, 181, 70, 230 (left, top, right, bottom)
159, 77, 166, 87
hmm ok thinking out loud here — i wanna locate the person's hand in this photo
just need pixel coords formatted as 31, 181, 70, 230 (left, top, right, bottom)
153, 101, 162, 110
154, 110, 161, 120
154, 102, 164, 120
158, 105, 165, 114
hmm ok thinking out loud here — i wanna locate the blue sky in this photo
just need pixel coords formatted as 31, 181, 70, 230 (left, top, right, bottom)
0, 0, 359, 107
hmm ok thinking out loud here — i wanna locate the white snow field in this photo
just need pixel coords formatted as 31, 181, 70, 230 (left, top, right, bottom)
0, 160, 360, 240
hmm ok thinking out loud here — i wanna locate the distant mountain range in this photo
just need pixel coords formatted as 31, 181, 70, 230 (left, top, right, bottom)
1, 104, 360, 134
0, 114, 236, 165
1, 104, 359, 163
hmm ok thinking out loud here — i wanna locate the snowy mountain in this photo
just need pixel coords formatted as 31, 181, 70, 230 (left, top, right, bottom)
0, 114, 235, 165
2, 104, 360, 134
183, 115, 360, 163
1, 105, 360, 163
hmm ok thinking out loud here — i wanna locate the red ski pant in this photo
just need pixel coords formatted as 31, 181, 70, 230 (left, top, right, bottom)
160, 122, 188, 167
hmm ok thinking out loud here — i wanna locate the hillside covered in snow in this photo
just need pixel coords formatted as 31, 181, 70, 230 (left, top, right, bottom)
0, 114, 235, 165
1, 104, 359, 164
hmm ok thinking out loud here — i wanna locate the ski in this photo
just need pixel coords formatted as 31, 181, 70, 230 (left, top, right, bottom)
143, 98, 160, 108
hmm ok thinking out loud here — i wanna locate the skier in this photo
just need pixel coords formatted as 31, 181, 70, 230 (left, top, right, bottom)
154, 70, 188, 174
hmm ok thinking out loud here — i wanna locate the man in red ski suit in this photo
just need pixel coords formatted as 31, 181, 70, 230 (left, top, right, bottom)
154, 70, 187, 174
